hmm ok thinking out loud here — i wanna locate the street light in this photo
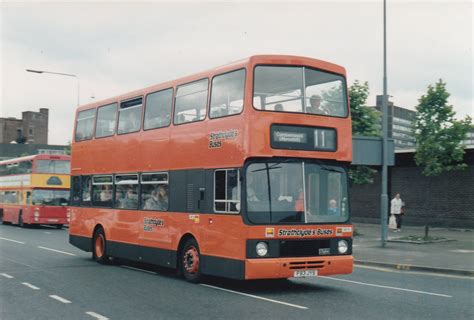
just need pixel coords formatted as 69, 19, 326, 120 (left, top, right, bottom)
380, 0, 389, 247
26, 69, 80, 107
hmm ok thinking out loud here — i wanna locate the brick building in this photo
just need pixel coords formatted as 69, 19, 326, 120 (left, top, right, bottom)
0, 108, 49, 144
350, 147, 474, 228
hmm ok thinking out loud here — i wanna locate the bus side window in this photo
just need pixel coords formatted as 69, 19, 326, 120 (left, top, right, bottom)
141, 172, 169, 211
91, 175, 113, 208
174, 79, 208, 125
75, 109, 96, 141
71, 176, 82, 206
95, 103, 117, 138
118, 97, 142, 134
144, 88, 173, 130
214, 169, 240, 213
210, 69, 245, 119
26, 192, 32, 205
114, 174, 139, 210
81, 176, 92, 206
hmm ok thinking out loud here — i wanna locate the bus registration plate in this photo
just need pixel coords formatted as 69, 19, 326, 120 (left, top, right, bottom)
293, 270, 317, 278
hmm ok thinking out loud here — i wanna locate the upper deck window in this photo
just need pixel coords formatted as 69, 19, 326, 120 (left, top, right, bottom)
210, 69, 245, 118
75, 109, 96, 141
36, 160, 70, 174
144, 88, 173, 130
174, 79, 208, 125
95, 103, 117, 138
118, 97, 142, 134
253, 66, 347, 117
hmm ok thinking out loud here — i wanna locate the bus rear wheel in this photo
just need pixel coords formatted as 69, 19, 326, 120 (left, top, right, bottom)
92, 228, 110, 264
181, 238, 202, 283
55, 224, 63, 229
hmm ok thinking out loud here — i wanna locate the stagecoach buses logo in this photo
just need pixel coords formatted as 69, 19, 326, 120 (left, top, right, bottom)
277, 228, 333, 237
209, 129, 239, 149
143, 217, 165, 232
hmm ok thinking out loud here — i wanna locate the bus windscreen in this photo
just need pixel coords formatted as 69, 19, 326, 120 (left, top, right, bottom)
246, 161, 349, 224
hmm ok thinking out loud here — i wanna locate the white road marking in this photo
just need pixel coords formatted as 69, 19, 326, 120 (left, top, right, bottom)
44, 231, 52, 234
22, 282, 40, 290
355, 264, 474, 280
1, 273, 14, 279
450, 249, 474, 253
120, 265, 156, 275
0, 237, 25, 244
49, 295, 72, 303
200, 284, 308, 310
85, 311, 109, 320
37, 246, 76, 256
322, 276, 452, 298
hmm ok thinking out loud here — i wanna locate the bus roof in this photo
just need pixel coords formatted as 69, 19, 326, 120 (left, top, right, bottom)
76, 55, 346, 113
0, 154, 71, 166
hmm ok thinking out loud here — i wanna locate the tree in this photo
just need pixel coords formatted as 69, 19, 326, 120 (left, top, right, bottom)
348, 81, 381, 184
413, 79, 472, 176
349, 81, 381, 137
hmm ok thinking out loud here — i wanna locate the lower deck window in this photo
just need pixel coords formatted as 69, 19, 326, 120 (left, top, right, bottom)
214, 169, 240, 213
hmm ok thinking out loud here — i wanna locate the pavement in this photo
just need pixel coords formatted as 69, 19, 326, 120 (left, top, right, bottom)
353, 223, 474, 276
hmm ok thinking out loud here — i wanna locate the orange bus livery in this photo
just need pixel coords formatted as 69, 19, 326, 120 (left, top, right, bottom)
0, 154, 71, 228
69, 55, 353, 282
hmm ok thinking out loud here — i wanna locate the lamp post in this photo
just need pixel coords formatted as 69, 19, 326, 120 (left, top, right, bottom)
380, 0, 389, 247
26, 69, 80, 107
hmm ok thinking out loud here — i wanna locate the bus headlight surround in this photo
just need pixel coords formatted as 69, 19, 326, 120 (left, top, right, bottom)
256, 242, 268, 257
338, 240, 348, 254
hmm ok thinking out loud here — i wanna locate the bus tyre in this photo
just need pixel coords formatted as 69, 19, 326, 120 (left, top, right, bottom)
92, 228, 110, 264
181, 238, 202, 283
56, 224, 63, 229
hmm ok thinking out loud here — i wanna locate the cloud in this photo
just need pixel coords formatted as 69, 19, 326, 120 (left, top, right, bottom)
1, 1, 472, 145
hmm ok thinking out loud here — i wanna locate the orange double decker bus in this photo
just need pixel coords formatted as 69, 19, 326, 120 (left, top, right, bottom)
69, 55, 353, 281
0, 154, 71, 228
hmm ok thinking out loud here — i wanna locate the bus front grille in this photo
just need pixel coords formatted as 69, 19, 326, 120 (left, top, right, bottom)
288, 260, 325, 270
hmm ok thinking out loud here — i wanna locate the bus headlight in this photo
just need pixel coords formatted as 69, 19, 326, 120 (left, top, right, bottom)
338, 240, 348, 254
256, 242, 268, 257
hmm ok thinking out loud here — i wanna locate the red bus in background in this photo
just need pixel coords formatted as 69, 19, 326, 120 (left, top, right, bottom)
0, 154, 70, 228
69, 55, 353, 282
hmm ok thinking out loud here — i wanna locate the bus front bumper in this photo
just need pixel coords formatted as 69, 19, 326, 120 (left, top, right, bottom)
245, 255, 353, 280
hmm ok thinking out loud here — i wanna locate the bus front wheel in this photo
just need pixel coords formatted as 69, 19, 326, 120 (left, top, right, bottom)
181, 238, 202, 283
92, 228, 110, 264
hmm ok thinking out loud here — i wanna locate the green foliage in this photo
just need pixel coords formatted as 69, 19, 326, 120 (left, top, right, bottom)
413, 79, 472, 176
349, 165, 377, 185
349, 80, 380, 137
348, 80, 380, 185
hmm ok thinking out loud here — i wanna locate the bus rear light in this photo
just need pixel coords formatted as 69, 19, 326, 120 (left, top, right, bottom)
34, 217, 39, 222
34, 212, 40, 217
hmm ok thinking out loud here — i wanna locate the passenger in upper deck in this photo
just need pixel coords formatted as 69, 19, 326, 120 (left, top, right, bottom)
274, 103, 284, 112
307, 95, 329, 115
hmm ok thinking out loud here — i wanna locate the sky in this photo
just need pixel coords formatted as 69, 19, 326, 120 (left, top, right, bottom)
1, 0, 472, 145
